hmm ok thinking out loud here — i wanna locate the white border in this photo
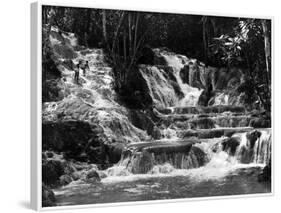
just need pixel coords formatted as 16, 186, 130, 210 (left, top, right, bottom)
31, 1, 274, 211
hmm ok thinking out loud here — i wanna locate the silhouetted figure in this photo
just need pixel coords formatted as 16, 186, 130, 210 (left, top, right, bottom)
82, 61, 90, 76
74, 62, 80, 84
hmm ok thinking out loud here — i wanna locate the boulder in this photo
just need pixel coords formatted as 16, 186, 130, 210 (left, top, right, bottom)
42, 79, 66, 102
198, 81, 214, 106
128, 109, 155, 135
131, 151, 154, 174
179, 64, 190, 84
258, 159, 271, 182
85, 169, 101, 183
71, 172, 81, 181
42, 184, 56, 207
62, 59, 75, 70
246, 130, 261, 148
59, 175, 72, 186
127, 65, 179, 108
42, 160, 64, 186
42, 121, 107, 163
121, 67, 154, 109
151, 126, 162, 140
46, 151, 54, 158
249, 117, 271, 128
104, 143, 124, 165
221, 137, 240, 155
189, 117, 216, 129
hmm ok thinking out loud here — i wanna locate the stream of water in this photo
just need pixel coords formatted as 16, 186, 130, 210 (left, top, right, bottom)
47, 31, 272, 206
55, 133, 271, 205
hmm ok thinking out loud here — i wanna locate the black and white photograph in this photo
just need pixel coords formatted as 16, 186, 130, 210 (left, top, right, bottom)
40, 4, 272, 208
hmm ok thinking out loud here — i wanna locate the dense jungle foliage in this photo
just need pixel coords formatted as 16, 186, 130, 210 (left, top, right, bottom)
42, 6, 271, 111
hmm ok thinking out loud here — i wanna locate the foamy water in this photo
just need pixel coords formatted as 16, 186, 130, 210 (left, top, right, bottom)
46, 32, 271, 206
160, 51, 203, 107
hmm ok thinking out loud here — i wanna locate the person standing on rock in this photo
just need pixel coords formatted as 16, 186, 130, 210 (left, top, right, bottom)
74, 62, 80, 84
82, 61, 90, 76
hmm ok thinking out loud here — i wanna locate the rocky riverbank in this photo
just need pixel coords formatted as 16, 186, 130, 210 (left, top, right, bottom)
42, 26, 271, 207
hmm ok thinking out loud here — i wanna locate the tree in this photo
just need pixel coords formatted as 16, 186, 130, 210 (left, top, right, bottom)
261, 19, 271, 81
210, 18, 271, 111
102, 10, 107, 44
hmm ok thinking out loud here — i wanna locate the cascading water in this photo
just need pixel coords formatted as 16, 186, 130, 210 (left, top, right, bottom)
48, 30, 271, 205
158, 50, 204, 107
96, 49, 271, 182
235, 130, 271, 165
103, 129, 271, 179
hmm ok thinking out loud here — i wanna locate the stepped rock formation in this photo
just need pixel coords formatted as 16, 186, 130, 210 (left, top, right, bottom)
43, 27, 150, 167
42, 27, 271, 205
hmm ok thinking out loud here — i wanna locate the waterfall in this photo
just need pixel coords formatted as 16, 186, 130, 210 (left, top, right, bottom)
159, 51, 203, 107
217, 130, 272, 165
234, 130, 271, 164
253, 130, 271, 164
103, 139, 208, 175
137, 49, 203, 109
102, 129, 271, 179
138, 66, 179, 108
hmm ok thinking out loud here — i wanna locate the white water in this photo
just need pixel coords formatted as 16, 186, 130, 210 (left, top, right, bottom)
46, 29, 271, 205
159, 51, 203, 107
100, 130, 271, 184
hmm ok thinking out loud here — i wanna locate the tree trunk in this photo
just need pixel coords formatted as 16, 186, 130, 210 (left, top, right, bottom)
123, 31, 127, 62
202, 17, 208, 65
111, 12, 125, 55
261, 19, 271, 80
128, 13, 132, 57
102, 10, 107, 44
261, 19, 271, 111
133, 13, 140, 58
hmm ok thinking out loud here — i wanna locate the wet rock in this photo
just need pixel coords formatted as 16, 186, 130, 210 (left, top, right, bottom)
180, 64, 190, 84
62, 59, 75, 70
156, 108, 173, 115
152, 126, 162, 140
59, 175, 72, 186
258, 159, 271, 182
46, 151, 54, 158
131, 151, 154, 174
72, 162, 93, 171
249, 117, 271, 128
246, 130, 261, 148
104, 143, 124, 164
71, 172, 80, 181
85, 169, 101, 183
98, 171, 108, 179
42, 79, 66, 102
221, 137, 240, 155
190, 146, 208, 167
128, 110, 155, 136
49, 30, 78, 59
198, 87, 214, 107
42, 160, 64, 186
179, 128, 253, 139
201, 105, 245, 114
42, 121, 106, 163
42, 184, 56, 207
213, 115, 251, 128
152, 48, 169, 66
126, 65, 179, 109
189, 117, 216, 129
